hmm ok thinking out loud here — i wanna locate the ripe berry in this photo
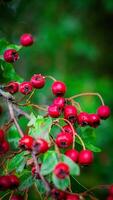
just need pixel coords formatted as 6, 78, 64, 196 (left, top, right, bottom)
9, 175, 20, 189
64, 105, 78, 123
107, 196, 113, 200
51, 188, 66, 200
19, 82, 33, 95
48, 104, 61, 118
97, 105, 110, 120
63, 125, 74, 136
109, 185, 113, 195
77, 112, 89, 126
78, 149, 94, 165
53, 162, 69, 179
52, 81, 66, 96
55, 132, 73, 148
53, 97, 66, 110
0, 175, 11, 190
20, 33, 34, 46
4, 49, 19, 63
31, 165, 41, 179
65, 149, 79, 162
5, 82, 19, 94
89, 114, 100, 128
66, 193, 80, 200
30, 74, 45, 89
19, 135, 34, 150
0, 129, 4, 142
0, 140, 9, 154
11, 194, 24, 200
33, 138, 49, 154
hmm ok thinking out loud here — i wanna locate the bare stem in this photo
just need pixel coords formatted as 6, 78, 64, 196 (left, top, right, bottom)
45, 75, 56, 82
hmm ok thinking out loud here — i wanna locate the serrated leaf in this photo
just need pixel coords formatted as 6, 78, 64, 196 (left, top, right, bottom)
35, 179, 46, 193
41, 151, 58, 175
52, 174, 69, 190
18, 170, 34, 191
7, 125, 21, 150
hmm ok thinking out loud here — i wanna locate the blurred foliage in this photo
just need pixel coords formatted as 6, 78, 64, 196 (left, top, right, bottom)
0, 0, 113, 199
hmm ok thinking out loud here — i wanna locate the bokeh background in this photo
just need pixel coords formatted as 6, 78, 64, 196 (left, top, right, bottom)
0, 0, 113, 199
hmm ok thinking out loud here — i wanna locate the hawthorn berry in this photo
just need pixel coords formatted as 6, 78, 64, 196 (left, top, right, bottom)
109, 185, 113, 195
30, 74, 45, 89
0, 175, 11, 190
52, 81, 66, 96
97, 105, 110, 120
9, 175, 20, 189
66, 193, 80, 200
5, 81, 19, 94
19, 82, 33, 95
53, 162, 69, 179
0, 105, 2, 115
33, 138, 49, 154
65, 149, 79, 162
63, 125, 74, 136
0, 140, 9, 154
55, 132, 73, 148
106, 196, 113, 200
20, 33, 34, 46
48, 104, 61, 118
31, 165, 41, 179
19, 135, 34, 150
89, 114, 100, 128
78, 149, 94, 165
64, 105, 78, 123
77, 112, 89, 126
4, 49, 19, 63
53, 97, 66, 110
51, 188, 66, 200
0, 129, 4, 142
11, 195, 24, 200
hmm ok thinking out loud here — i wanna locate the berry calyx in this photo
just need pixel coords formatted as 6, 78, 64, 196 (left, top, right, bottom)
63, 125, 74, 136
89, 114, 100, 128
4, 49, 19, 63
55, 132, 73, 148
65, 149, 79, 162
52, 81, 66, 96
11, 194, 24, 200
53, 162, 70, 179
0, 175, 11, 190
19, 135, 34, 150
9, 175, 20, 189
51, 188, 66, 200
0, 129, 4, 142
64, 105, 78, 123
66, 193, 80, 200
78, 149, 94, 165
19, 82, 33, 95
97, 105, 110, 120
48, 104, 61, 118
33, 138, 49, 154
5, 81, 19, 94
30, 74, 45, 89
77, 112, 89, 126
53, 97, 66, 110
20, 33, 34, 46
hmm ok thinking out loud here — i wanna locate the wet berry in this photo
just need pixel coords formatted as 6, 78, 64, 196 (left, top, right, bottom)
19, 135, 34, 150
5, 82, 19, 94
54, 162, 69, 179
55, 132, 73, 148
65, 149, 79, 162
9, 175, 20, 189
64, 105, 78, 123
30, 74, 45, 89
53, 97, 65, 110
78, 149, 94, 165
4, 49, 19, 63
66, 193, 80, 200
97, 105, 110, 120
77, 112, 89, 126
51, 188, 66, 200
89, 114, 100, 128
52, 81, 66, 96
0, 140, 9, 154
33, 138, 49, 154
20, 33, 34, 46
19, 82, 33, 95
48, 104, 61, 118
63, 125, 74, 136
0, 175, 11, 190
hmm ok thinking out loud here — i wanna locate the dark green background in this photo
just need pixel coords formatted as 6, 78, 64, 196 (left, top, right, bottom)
0, 0, 113, 199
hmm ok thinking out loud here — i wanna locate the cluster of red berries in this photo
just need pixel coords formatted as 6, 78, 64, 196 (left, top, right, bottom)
0, 174, 19, 191
51, 188, 80, 200
107, 185, 113, 200
0, 129, 9, 155
10, 195, 23, 200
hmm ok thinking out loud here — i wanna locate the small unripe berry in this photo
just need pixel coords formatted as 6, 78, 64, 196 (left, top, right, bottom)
0, 129, 5, 143
55, 132, 73, 148
77, 112, 89, 126
30, 74, 45, 89
9, 175, 20, 189
4, 49, 19, 63
97, 105, 110, 119
66, 193, 80, 200
19, 135, 34, 150
19, 82, 33, 95
53, 97, 66, 110
48, 104, 61, 118
78, 149, 94, 165
63, 125, 74, 136
89, 114, 100, 128
0, 140, 9, 154
65, 149, 79, 162
33, 138, 49, 154
11, 194, 24, 200
0, 175, 11, 190
52, 81, 66, 96
20, 33, 34, 46
54, 162, 69, 179
51, 188, 66, 200
64, 105, 78, 123
5, 82, 19, 94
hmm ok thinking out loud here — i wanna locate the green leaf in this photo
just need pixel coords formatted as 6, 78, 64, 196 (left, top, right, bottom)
85, 143, 101, 152
35, 179, 46, 193
7, 126, 21, 150
41, 151, 58, 175
52, 174, 69, 190
0, 39, 9, 55
18, 170, 34, 191
6, 44, 22, 51
28, 113, 37, 127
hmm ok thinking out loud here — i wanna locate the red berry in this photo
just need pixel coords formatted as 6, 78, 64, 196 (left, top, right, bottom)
54, 162, 69, 179
0, 140, 9, 154
51, 188, 66, 200
78, 150, 94, 165
0, 129, 5, 143
64, 105, 78, 123
65, 149, 79, 162
19, 82, 33, 95
4, 49, 19, 63
106, 196, 113, 200
63, 125, 74, 136
52, 81, 66, 96
53, 97, 66, 110
5, 82, 19, 94
11, 194, 24, 200
19, 135, 34, 150
20, 33, 34, 46
9, 175, 20, 189
66, 193, 80, 200
89, 114, 100, 128
97, 105, 110, 120
0, 175, 11, 190
0, 105, 3, 115
56, 132, 73, 148
33, 138, 49, 154
31, 165, 41, 179
109, 185, 113, 195
48, 104, 61, 118
30, 74, 45, 89
77, 112, 89, 126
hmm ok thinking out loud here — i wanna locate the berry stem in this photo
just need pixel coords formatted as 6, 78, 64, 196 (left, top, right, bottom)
26, 88, 36, 103
0, 191, 11, 200
45, 75, 56, 82
68, 92, 104, 105
76, 134, 86, 150
30, 103, 47, 111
